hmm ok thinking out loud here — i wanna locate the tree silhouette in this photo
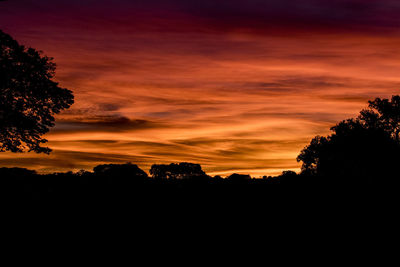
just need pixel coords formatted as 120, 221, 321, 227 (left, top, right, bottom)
94, 163, 148, 180
150, 163, 208, 180
359, 95, 400, 141
226, 173, 251, 183
0, 30, 74, 153
297, 95, 400, 182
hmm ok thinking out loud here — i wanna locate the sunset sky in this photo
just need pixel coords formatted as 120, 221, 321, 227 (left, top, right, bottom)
1, 0, 400, 176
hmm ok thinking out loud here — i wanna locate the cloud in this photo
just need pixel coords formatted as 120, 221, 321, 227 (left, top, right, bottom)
54, 116, 166, 132
3, 0, 400, 35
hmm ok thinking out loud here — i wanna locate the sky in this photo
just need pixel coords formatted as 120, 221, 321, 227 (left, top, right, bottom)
1, 0, 400, 176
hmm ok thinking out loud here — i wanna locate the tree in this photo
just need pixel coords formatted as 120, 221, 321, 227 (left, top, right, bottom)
226, 173, 251, 183
150, 162, 208, 180
359, 95, 400, 141
93, 163, 148, 180
297, 96, 400, 182
0, 30, 74, 153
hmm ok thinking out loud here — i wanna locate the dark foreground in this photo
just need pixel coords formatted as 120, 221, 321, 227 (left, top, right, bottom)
0, 165, 384, 207
0, 165, 391, 251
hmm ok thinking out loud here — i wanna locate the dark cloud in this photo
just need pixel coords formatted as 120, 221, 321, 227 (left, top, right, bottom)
97, 103, 121, 112
167, 0, 400, 33
54, 116, 166, 132
3, 0, 400, 34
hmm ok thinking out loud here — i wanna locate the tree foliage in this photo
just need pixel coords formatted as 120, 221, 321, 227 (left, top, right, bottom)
297, 95, 400, 180
0, 30, 74, 153
360, 96, 400, 141
226, 173, 251, 183
150, 162, 207, 180
93, 163, 148, 180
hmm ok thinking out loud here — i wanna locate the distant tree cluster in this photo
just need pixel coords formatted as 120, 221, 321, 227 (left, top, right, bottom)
150, 163, 208, 180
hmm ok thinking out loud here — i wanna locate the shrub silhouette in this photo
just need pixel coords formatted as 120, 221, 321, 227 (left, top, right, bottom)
297, 95, 400, 183
0, 30, 73, 153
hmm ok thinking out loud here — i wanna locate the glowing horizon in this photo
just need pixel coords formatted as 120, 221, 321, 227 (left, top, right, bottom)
1, 0, 400, 176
